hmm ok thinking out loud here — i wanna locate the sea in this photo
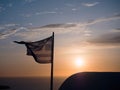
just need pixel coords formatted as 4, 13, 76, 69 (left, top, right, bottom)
0, 77, 66, 90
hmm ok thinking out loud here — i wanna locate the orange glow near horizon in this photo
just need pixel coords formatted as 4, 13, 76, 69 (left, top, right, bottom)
0, 46, 120, 78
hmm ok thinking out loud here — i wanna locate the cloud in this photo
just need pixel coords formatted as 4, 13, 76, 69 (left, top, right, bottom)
65, 3, 78, 11
87, 32, 120, 45
40, 23, 76, 28
0, 24, 26, 39
25, 0, 35, 3
21, 13, 33, 18
1, 23, 76, 40
21, 11, 57, 18
82, 2, 99, 7
84, 13, 120, 47
116, 28, 120, 30
40, 13, 120, 28
15, 24, 79, 40
0, 13, 120, 40
72, 8, 77, 11
35, 11, 57, 15
0, 29, 18, 39
111, 28, 120, 32
85, 13, 120, 26
5, 24, 18, 27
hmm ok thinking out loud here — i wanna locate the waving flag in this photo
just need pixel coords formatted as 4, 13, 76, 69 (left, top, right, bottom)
14, 35, 53, 63
14, 32, 54, 90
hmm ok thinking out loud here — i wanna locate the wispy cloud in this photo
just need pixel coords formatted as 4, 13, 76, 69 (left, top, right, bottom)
40, 23, 76, 28
82, 2, 99, 7
115, 28, 120, 31
83, 13, 120, 26
71, 8, 77, 11
21, 13, 33, 18
65, 3, 78, 11
5, 24, 18, 27
110, 28, 120, 33
0, 29, 18, 39
22, 11, 57, 18
35, 11, 57, 15
0, 13, 120, 40
87, 32, 120, 45
18, 13, 120, 40
41, 13, 119, 29
0, 24, 23, 39
24, 0, 36, 3
39, 13, 120, 28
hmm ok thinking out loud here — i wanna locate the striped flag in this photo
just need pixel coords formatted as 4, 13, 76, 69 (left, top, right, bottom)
14, 35, 53, 63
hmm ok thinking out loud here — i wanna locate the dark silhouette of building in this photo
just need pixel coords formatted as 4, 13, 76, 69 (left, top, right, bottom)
59, 72, 120, 90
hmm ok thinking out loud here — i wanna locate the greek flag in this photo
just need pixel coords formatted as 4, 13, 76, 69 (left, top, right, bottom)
14, 35, 53, 63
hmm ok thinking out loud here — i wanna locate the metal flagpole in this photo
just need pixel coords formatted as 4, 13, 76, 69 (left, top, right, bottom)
50, 32, 54, 90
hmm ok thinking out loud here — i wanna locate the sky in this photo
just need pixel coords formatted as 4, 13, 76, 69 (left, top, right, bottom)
0, 0, 120, 77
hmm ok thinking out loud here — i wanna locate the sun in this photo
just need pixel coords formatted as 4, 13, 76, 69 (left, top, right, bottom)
75, 57, 84, 67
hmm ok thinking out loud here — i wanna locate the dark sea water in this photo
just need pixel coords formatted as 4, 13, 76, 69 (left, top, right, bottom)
1, 72, 119, 90
0, 77, 66, 90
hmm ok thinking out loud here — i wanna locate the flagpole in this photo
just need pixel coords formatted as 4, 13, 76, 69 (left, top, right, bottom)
50, 32, 54, 90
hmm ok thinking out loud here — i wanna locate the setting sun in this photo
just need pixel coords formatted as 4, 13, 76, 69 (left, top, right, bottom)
75, 57, 84, 67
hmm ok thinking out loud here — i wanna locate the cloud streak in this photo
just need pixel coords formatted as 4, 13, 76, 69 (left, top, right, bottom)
22, 11, 57, 18
24, 0, 36, 3
35, 11, 57, 15
87, 32, 120, 45
85, 13, 120, 26
82, 2, 99, 7
37, 13, 120, 29
0, 24, 27, 39
111, 28, 120, 33
40, 23, 76, 28
0, 29, 18, 39
0, 13, 120, 40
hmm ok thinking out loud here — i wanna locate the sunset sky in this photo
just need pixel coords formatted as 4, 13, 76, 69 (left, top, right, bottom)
0, 0, 120, 77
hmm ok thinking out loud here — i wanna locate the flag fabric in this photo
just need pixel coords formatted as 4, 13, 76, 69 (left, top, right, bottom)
14, 36, 53, 63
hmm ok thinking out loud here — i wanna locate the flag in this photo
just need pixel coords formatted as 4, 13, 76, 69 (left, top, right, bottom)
14, 35, 53, 63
